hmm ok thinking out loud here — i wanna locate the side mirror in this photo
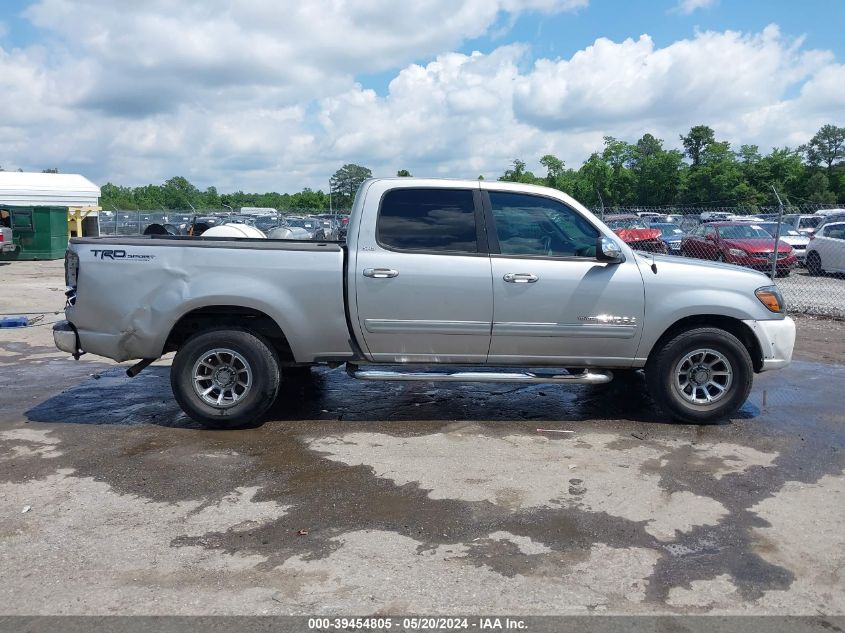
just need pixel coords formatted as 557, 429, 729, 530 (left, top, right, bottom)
596, 236, 624, 263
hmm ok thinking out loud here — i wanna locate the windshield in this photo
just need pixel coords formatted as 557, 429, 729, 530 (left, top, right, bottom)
253, 216, 282, 230
652, 223, 683, 235
606, 217, 647, 230
287, 218, 316, 229
758, 223, 802, 237
799, 216, 822, 228
718, 225, 773, 239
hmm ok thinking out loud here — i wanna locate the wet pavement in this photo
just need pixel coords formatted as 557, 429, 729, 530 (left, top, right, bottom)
1, 335, 843, 615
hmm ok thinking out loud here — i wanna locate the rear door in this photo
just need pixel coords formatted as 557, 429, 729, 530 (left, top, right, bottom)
822, 223, 845, 270
353, 185, 493, 363
483, 188, 645, 366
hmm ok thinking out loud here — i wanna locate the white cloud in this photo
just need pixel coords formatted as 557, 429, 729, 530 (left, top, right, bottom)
0, 3, 843, 195
671, 0, 718, 15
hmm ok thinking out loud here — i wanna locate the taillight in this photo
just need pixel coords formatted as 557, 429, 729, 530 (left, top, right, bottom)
65, 250, 79, 288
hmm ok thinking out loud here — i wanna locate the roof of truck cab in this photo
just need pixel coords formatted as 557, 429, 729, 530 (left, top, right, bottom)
0, 172, 100, 207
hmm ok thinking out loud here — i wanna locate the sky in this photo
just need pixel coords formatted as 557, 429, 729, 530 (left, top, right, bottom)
0, 0, 843, 193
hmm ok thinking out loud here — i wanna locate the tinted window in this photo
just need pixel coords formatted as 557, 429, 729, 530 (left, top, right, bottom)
378, 188, 478, 253
489, 192, 598, 257
825, 224, 845, 240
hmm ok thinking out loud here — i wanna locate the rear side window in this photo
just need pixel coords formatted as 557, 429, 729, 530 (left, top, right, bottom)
825, 224, 845, 240
377, 188, 478, 253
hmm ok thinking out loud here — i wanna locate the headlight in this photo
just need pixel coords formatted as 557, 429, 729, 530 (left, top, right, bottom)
728, 248, 747, 257
755, 285, 785, 313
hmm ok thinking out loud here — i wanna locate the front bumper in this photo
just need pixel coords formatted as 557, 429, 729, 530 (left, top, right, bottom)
743, 317, 796, 371
53, 320, 82, 356
727, 253, 797, 269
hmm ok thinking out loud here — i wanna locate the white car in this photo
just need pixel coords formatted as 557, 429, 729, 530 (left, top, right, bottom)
806, 221, 845, 276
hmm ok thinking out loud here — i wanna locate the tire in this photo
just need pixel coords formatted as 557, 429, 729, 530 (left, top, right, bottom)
806, 251, 823, 276
645, 327, 753, 424
171, 328, 281, 429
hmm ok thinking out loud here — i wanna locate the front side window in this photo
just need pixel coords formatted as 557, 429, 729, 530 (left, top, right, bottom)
377, 188, 478, 253
489, 192, 598, 257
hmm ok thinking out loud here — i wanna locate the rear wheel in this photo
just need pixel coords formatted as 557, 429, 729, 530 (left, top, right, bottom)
806, 251, 823, 276
171, 328, 281, 429
645, 327, 753, 424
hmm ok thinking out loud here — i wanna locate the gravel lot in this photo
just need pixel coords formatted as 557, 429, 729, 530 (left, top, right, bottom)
1, 260, 844, 619
779, 268, 845, 319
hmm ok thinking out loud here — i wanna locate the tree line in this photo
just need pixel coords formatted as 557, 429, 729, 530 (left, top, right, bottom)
58, 123, 845, 211
500, 124, 844, 209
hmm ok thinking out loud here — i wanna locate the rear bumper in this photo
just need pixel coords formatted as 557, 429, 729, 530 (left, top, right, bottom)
743, 317, 796, 372
53, 320, 81, 356
1, 243, 16, 253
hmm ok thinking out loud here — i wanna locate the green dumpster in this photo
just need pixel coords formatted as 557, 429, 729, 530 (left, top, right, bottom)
0, 206, 69, 261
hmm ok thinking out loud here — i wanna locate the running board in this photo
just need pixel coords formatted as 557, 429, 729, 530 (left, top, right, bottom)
347, 366, 613, 385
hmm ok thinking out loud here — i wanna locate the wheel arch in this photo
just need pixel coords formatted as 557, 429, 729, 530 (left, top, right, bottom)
163, 305, 295, 364
645, 315, 764, 373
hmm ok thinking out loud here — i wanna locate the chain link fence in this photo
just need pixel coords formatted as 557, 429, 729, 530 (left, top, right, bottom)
589, 204, 845, 319
95, 204, 845, 320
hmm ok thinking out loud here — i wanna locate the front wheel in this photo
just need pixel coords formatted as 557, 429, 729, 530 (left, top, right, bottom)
171, 328, 281, 429
645, 327, 753, 424
806, 251, 823, 276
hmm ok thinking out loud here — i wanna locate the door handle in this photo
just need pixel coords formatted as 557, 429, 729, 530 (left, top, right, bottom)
503, 272, 538, 283
363, 268, 399, 279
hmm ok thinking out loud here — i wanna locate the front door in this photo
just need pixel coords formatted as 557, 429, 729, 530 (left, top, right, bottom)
354, 186, 493, 363
483, 189, 646, 366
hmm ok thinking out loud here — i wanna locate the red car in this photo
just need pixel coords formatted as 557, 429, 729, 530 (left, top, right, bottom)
603, 214, 668, 254
680, 221, 797, 276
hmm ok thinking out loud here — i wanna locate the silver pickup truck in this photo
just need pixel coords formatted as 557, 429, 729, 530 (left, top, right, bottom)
54, 178, 796, 428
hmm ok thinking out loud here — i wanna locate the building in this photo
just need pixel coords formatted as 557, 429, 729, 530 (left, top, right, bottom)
0, 172, 101, 260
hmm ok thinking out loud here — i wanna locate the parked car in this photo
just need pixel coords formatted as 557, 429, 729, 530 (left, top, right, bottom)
603, 214, 668, 253
680, 222, 796, 276
756, 222, 810, 264
285, 216, 324, 239
700, 211, 733, 223
817, 211, 845, 231
782, 214, 822, 235
806, 222, 845, 276
252, 214, 285, 233
56, 178, 795, 428
649, 223, 685, 254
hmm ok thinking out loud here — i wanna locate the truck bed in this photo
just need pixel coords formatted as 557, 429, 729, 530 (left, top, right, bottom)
66, 235, 354, 362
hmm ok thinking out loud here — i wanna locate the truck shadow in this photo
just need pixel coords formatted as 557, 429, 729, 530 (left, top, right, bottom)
24, 364, 751, 429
